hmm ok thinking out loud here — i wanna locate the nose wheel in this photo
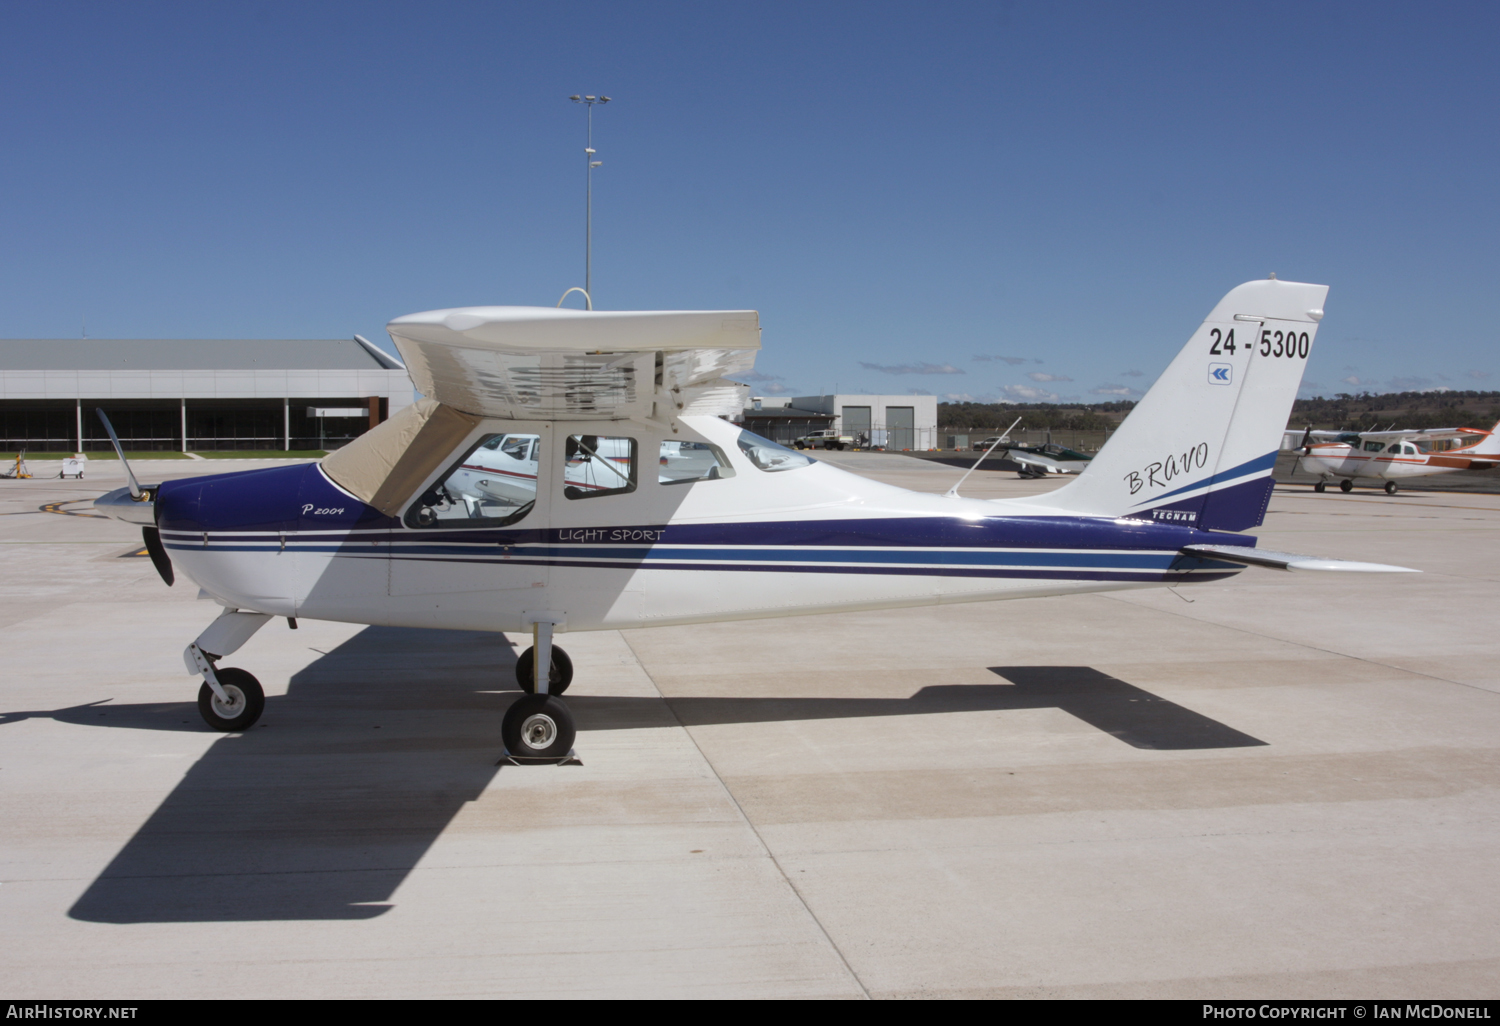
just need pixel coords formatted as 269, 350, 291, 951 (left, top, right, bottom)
197, 667, 265, 731
1384, 481, 1398, 495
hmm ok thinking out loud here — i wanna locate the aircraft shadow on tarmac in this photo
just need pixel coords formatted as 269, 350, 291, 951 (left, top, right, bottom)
8, 627, 1263, 924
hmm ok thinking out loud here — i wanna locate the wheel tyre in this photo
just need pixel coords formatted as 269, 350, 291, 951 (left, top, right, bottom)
1339, 479, 1354, 493
197, 668, 265, 731
1385, 481, 1398, 495
516, 645, 573, 695
502, 694, 575, 759
1313, 481, 1326, 492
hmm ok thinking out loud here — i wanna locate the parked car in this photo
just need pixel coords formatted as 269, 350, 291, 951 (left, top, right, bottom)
794, 430, 854, 450
971, 436, 1009, 451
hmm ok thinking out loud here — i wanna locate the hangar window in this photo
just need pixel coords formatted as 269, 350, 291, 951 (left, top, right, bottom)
660, 440, 735, 485
736, 429, 815, 472
405, 433, 538, 529
564, 435, 637, 500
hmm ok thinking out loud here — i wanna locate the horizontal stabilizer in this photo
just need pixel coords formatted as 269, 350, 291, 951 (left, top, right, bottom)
1180, 544, 1417, 573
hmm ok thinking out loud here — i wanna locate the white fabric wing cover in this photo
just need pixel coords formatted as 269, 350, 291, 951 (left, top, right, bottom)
385, 306, 761, 421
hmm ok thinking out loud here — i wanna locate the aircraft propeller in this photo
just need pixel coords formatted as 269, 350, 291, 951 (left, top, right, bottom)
95, 409, 173, 587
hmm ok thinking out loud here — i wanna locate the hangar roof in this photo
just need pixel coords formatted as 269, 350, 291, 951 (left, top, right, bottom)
0, 336, 404, 372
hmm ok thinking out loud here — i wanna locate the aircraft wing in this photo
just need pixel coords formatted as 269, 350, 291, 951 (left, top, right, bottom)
385, 306, 761, 421
1180, 544, 1417, 573
1301, 428, 1475, 443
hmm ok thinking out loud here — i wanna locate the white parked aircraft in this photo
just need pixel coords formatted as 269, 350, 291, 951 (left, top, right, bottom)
96, 279, 1415, 760
1287, 423, 1500, 494
1003, 441, 1094, 478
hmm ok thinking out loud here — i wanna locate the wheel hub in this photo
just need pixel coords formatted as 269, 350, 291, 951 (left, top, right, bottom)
520, 712, 557, 749
211, 684, 245, 718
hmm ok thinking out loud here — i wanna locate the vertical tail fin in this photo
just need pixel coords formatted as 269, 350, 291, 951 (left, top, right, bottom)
1461, 420, 1500, 458
1021, 278, 1328, 531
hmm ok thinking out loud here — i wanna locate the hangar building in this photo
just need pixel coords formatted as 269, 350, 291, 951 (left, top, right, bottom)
740, 393, 939, 449
0, 335, 413, 452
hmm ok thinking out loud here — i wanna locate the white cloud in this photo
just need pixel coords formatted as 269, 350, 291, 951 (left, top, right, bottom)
859, 361, 964, 375
998, 384, 1060, 402
1340, 375, 1364, 386
1120, 369, 1144, 378
972, 355, 1027, 365
735, 370, 784, 383
1028, 372, 1073, 383
943, 393, 981, 402
1389, 376, 1434, 391
1089, 385, 1143, 398
1468, 369, 1491, 380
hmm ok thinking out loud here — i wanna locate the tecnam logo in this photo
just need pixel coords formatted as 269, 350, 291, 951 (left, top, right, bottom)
1125, 442, 1210, 495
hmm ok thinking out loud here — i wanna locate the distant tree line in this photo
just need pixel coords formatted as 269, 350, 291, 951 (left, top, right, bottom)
940, 390, 1500, 434
939, 401, 1134, 433
1289, 390, 1500, 430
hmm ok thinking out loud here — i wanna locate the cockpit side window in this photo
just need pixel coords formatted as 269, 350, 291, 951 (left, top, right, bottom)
404, 433, 538, 529
564, 435, 638, 500
660, 440, 736, 485
736, 429, 815, 472
1363, 441, 1386, 452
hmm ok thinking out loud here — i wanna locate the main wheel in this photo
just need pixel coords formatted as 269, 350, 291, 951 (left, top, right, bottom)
197, 667, 265, 731
516, 645, 573, 695
1314, 481, 1326, 493
1340, 479, 1354, 493
1385, 481, 1398, 495
502, 694, 575, 759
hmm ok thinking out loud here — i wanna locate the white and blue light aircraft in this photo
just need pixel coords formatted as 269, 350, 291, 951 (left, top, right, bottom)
96, 278, 1415, 759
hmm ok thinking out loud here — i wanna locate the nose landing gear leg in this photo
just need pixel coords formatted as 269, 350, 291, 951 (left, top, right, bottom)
502, 618, 580, 765
185, 610, 272, 731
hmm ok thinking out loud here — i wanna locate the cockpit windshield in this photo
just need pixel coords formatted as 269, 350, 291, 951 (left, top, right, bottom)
736, 429, 816, 472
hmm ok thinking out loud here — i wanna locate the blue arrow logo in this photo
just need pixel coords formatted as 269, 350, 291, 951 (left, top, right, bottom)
1208, 363, 1232, 385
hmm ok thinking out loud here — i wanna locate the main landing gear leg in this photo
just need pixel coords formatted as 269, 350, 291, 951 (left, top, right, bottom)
502, 618, 579, 764
185, 610, 272, 731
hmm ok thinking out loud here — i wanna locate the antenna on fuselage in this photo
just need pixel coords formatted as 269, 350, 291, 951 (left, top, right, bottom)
945, 416, 1022, 498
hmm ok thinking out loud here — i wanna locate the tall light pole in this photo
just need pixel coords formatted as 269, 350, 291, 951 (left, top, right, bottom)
569, 94, 610, 303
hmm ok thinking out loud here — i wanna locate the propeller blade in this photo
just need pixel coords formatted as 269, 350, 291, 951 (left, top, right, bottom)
142, 527, 174, 587
94, 409, 143, 499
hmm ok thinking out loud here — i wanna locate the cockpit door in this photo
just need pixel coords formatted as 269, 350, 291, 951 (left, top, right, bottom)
388, 423, 552, 601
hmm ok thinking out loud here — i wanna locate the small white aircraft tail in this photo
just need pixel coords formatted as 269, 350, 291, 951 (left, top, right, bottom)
1023, 278, 1328, 531
1462, 420, 1500, 457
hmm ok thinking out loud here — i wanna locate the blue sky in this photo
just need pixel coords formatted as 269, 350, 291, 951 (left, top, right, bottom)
2, 0, 1497, 403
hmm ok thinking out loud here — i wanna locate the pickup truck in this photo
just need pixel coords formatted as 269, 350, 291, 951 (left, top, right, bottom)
793, 430, 854, 451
